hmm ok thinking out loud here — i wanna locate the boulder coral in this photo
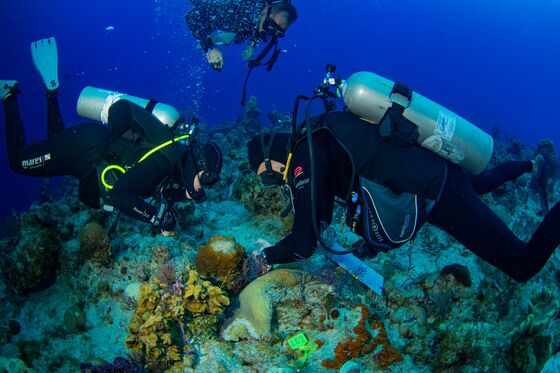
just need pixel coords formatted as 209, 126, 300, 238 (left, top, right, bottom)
79, 221, 112, 266
222, 269, 304, 341
195, 236, 246, 282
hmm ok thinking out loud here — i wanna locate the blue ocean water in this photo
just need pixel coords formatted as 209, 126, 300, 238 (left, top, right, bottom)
1, 0, 559, 217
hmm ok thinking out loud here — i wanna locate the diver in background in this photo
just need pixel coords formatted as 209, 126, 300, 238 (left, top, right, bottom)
185, 0, 298, 71
245, 112, 559, 283
1, 38, 223, 235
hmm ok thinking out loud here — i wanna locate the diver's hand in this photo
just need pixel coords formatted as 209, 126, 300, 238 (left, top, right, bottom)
255, 238, 272, 251
242, 44, 255, 61
206, 48, 224, 71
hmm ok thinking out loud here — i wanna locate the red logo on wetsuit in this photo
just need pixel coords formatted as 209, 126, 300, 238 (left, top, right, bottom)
294, 166, 303, 179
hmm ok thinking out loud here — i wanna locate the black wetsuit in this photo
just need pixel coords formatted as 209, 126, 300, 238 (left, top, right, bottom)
185, 0, 269, 51
3, 92, 189, 228
263, 111, 560, 282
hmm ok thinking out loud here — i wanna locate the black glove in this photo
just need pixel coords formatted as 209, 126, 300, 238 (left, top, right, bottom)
160, 209, 177, 231
152, 203, 177, 231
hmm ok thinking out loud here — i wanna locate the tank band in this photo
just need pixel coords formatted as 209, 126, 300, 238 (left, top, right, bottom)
145, 99, 158, 113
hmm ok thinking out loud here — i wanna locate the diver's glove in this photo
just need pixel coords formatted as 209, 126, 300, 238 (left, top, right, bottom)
205, 48, 224, 72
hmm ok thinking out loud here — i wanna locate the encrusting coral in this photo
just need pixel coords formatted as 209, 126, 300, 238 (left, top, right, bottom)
195, 236, 246, 287
322, 304, 402, 370
125, 268, 230, 370
222, 269, 304, 341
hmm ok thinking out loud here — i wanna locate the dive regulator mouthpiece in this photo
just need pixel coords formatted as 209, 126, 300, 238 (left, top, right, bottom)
341, 71, 494, 175
76, 86, 181, 127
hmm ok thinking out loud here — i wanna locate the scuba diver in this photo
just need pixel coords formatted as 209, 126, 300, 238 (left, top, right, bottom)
245, 71, 559, 283
185, 0, 298, 71
1, 38, 223, 235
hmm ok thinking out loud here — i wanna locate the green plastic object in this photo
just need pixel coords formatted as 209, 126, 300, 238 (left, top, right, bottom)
288, 333, 308, 350
288, 333, 319, 368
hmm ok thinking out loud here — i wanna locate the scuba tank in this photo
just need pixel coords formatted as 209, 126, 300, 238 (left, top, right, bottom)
341, 71, 494, 175
76, 86, 181, 127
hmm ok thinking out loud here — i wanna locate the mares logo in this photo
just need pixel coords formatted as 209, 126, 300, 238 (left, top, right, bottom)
293, 166, 303, 179
21, 153, 51, 169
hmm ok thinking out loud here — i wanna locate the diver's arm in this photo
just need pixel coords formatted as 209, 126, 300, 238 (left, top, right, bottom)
108, 155, 176, 231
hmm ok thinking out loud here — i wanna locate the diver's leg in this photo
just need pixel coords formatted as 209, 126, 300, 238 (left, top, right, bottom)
429, 165, 559, 282
469, 161, 531, 195
106, 99, 164, 142
2, 84, 26, 172
46, 89, 64, 137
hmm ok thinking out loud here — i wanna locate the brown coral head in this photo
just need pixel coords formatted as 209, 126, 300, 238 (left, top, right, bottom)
195, 236, 246, 280
155, 261, 177, 287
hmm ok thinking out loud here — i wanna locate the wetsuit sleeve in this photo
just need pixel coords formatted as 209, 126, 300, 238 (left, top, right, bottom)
263, 138, 335, 264
107, 154, 172, 227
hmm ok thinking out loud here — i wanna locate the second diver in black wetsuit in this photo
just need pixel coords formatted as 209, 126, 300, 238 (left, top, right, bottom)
246, 111, 559, 283
1, 81, 222, 236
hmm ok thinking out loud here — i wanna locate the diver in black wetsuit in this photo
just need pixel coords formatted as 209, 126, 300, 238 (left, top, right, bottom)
1, 82, 223, 236
246, 111, 559, 283
185, 0, 297, 71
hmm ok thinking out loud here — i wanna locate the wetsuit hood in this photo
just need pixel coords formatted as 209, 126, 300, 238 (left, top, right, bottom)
181, 141, 223, 202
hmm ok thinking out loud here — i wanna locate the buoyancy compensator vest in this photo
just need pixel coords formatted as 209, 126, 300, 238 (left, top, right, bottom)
292, 111, 447, 251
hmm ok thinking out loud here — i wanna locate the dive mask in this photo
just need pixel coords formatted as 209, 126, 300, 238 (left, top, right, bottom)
262, 17, 286, 38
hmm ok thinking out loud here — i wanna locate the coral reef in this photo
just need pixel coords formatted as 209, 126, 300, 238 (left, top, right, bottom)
322, 305, 402, 370
240, 96, 262, 136
231, 171, 291, 217
222, 269, 304, 341
79, 222, 112, 267
508, 290, 558, 373
125, 269, 229, 370
1, 225, 61, 295
0, 356, 35, 372
79, 357, 143, 373
195, 236, 246, 287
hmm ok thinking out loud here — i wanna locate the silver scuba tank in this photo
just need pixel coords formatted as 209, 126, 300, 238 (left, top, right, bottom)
76, 86, 181, 127
341, 71, 494, 175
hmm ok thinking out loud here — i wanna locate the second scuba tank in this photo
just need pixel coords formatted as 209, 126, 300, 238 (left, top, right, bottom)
76, 86, 181, 127
341, 71, 493, 175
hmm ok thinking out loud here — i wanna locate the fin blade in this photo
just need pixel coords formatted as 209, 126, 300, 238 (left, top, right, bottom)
30, 37, 59, 90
